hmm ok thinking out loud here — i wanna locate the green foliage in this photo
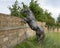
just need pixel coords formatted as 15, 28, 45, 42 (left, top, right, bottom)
29, 0, 44, 21
55, 23, 60, 28
9, 0, 22, 17
29, 0, 55, 27
14, 32, 60, 48
44, 10, 55, 27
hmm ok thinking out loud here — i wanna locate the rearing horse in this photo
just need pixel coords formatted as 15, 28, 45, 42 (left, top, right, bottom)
21, 8, 45, 42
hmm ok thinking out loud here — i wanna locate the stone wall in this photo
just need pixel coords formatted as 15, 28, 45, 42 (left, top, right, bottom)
0, 13, 23, 28
0, 27, 27, 48
0, 13, 35, 48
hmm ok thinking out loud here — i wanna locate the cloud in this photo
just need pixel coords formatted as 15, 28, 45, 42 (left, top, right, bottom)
46, 0, 60, 8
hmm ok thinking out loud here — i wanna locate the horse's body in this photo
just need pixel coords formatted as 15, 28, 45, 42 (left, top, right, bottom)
21, 8, 45, 41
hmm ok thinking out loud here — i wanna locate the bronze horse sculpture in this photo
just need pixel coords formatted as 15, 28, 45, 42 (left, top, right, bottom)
21, 7, 45, 42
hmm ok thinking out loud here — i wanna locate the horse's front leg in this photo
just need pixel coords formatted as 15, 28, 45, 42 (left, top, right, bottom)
21, 17, 27, 23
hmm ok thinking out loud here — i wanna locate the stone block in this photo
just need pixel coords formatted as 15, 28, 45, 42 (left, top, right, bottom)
2, 45, 8, 48
3, 37, 8, 42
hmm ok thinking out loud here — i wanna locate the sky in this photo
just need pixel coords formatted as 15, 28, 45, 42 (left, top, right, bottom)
0, 0, 60, 20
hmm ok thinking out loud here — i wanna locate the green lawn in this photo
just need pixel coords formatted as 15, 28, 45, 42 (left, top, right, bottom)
14, 32, 60, 48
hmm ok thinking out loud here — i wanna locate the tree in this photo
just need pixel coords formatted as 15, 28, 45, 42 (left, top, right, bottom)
9, 0, 21, 17
56, 14, 60, 30
57, 14, 60, 23
29, 0, 55, 28
29, 0, 45, 21
44, 10, 55, 30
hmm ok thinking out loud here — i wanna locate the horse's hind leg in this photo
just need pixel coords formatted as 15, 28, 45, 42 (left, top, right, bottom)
36, 33, 41, 42
40, 32, 45, 40
36, 32, 45, 42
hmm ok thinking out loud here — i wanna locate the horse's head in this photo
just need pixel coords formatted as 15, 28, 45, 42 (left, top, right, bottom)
21, 8, 31, 15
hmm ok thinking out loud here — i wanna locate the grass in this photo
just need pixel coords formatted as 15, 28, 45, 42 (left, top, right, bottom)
14, 32, 60, 48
